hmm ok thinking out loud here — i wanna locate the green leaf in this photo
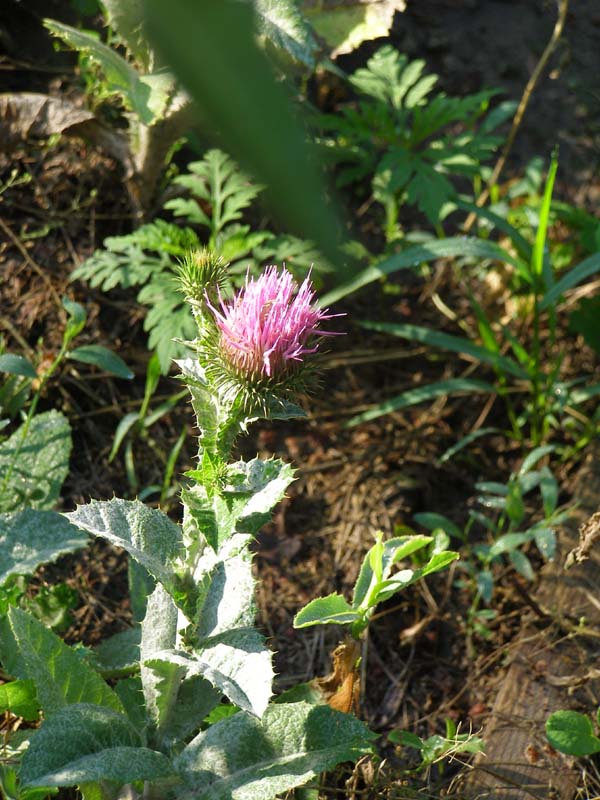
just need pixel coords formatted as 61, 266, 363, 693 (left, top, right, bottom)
476, 570, 494, 604
167, 150, 262, 242
531, 155, 558, 279
0, 410, 72, 513
0, 509, 87, 585
8, 608, 123, 716
62, 297, 87, 343
519, 445, 555, 475
93, 627, 141, 677
293, 593, 359, 628
174, 702, 376, 800
0, 355, 37, 379
362, 321, 527, 379
509, 549, 534, 581
100, 0, 152, 69
146, 627, 274, 717
488, 532, 530, 558
158, 674, 222, 746
306, 3, 397, 58
352, 535, 432, 610
144, 0, 344, 270
0, 679, 39, 721
20, 704, 174, 788
346, 378, 495, 426
540, 251, 600, 311
65, 498, 183, 589
533, 527, 556, 561
195, 535, 257, 638
68, 345, 133, 380
140, 582, 180, 729
439, 427, 502, 464
320, 237, 523, 306
413, 513, 463, 540
254, 0, 318, 69
44, 19, 158, 125
546, 710, 600, 756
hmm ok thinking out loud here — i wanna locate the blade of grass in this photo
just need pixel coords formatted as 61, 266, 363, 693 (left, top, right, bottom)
346, 378, 495, 426
320, 237, 525, 307
361, 322, 527, 379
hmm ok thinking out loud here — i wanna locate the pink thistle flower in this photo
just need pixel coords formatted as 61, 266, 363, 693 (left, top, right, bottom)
207, 266, 342, 382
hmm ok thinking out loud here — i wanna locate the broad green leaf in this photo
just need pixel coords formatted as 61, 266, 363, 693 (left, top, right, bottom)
146, 627, 273, 717
44, 20, 157, 125
476, 570, 494, 604
293, 593, 359, 628
68, 345, 133, 380
114, 676, 147, 731
65, 498, 183, 589
0, 679, 39, 721
353, 535, 432, 609
93, 627, 141, 677
375, 551, 459, 603
347, 378, 495, 426
509, 549, 534, 581
174, 702, 376, 800
0, 410, 71, 513
0, 509, 87, 585
305, 1, 398, 58
0, 354, 36, 379
144, 0, 344, 270
8, 608, 123, 715
361, 321, 527, 379
533, 527, 556, 561
20, 704, 174, 788
255, 0, 318, 69
100, 0, 151, 68
541, 252, 600, 310
62, 297, 87, 343
158, 674, 222, 746
320, 237, 522, 306
488, 532, 530, 558
413, 512, 463, 540
546, 710, 600, 756
519, 445, 555, 475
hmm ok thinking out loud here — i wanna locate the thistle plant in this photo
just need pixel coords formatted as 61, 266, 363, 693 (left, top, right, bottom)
0, 255, 375, 800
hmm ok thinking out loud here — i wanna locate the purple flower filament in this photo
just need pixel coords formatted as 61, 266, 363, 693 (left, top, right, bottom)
208, 267, 341, 381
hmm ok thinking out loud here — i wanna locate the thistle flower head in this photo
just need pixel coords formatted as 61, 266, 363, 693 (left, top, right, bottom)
206, 266, 341, 385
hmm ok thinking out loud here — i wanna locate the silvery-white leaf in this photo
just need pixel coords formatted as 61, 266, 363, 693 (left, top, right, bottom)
141, 583, 181, 729
0, 509, 87, 585
0, 410, 71, 513
174, 701, 376, 800
20, 703, 174, 788
194, 535, 255, 638
146, 626, 272, 717
65, 498, 183, 588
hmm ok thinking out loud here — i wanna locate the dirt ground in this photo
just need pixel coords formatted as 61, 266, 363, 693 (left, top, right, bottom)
1, 0, 600, 797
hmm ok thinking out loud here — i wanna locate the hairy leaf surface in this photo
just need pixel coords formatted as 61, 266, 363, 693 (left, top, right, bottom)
175, 702, 375, 800
0, 510, 87, 585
